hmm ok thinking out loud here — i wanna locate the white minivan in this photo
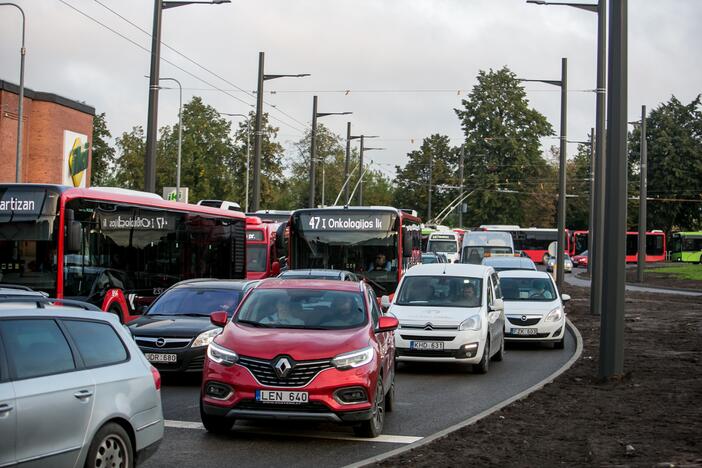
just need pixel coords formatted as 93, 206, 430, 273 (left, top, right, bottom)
425, 231, 461, 263
382, 263, 505, 374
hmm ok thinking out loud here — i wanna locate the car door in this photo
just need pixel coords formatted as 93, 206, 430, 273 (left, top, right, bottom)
1, 318, 96, 467
491, 272, 506, 341
485, 277, 500, 353
0, 333, 16, 467
367, 288, 392, 386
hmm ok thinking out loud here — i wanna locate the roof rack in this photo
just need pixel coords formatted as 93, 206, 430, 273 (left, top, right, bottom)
0, 296, 102, 311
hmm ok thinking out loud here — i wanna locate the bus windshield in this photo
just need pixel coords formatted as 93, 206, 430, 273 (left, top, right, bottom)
428, 240, 457, 253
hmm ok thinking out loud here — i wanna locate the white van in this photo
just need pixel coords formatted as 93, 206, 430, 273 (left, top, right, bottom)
461, 231, 514, 264
426, 231, 461, 263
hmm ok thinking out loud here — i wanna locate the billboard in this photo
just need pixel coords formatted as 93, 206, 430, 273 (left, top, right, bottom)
62, 130, 90, 188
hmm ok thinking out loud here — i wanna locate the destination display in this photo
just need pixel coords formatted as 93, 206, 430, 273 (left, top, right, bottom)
431, 234, 455, 240
247, 230, 264, 241
98, 211, 175, 231
0, 189, 52, 217
298, 212, 395, 232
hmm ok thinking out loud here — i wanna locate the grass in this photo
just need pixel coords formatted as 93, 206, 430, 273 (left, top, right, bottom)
646, 263, 702, 281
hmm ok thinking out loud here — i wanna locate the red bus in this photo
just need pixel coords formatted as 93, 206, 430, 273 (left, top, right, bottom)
570, 230, 666, 263
481, 227, 571, 265
0, 184, 247, 322
288, 207, 422, 295
246, 216, 282, 280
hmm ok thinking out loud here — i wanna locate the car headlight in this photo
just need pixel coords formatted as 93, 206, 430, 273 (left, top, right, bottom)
545, 306, 564, 322
207, 341, 238, 366
458, 314, 482, 331
192, 328, 223, 348
331, 346, 374, 370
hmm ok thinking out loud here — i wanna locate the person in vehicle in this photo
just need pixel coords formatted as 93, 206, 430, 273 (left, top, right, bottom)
530, 279, 554, 300
454, 282, 480, 307
325, 295, 361, 327
260, 297, 304, 326
367, 253, 392, 272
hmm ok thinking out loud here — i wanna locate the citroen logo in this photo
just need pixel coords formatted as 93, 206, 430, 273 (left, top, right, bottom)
424, 323, 434, 331
274, 357, 293, 378
155, 337, 166, 348
521, 315, 528, 322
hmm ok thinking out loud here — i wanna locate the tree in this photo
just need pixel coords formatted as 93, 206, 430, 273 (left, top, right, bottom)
566, 137, 594, 230
90, 112, 116, 186
628, 95, 702, 233
454, 67, 555, 227
113, 126, 146, 190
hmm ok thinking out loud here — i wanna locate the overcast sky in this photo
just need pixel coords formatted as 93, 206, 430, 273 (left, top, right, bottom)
1, 0, 700, 178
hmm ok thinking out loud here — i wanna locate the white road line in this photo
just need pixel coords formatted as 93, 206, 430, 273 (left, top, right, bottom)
164, 420, 422, 444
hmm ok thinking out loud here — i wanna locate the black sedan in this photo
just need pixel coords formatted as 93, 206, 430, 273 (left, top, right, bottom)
128, 279, 258, 373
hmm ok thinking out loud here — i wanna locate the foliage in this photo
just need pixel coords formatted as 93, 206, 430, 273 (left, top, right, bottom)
566, 136, 594, 230
90, 112, 116, 186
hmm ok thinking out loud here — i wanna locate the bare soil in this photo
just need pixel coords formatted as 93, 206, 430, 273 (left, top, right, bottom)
375, 286, 702, 467
576, 267, 702, 292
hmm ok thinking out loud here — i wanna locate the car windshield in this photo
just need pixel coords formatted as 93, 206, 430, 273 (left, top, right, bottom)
500, 277, 557, 302
395, 276, 483, 307
235, 289, 367, 330
421, 255, 438, 264
147, 288, 242, 316
428, 240, 457, 253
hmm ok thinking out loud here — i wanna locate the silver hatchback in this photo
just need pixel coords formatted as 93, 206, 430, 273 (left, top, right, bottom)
0, 303, 163, 468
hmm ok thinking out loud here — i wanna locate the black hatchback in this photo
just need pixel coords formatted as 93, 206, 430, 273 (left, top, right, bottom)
128, 279, 258, 373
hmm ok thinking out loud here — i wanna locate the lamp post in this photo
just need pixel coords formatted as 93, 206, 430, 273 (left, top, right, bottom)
519, 57, 568, 290
157, 77, 183, 201
527, 0, 606, 315
358, 145, 385, 206
629, 106, 647, 283
0, 3, 26, 182
144, 0, 230, 193
253, 52, 309, 211
220, 113, 251, 211
309, 95, 351, 207
347, 134, 379, 206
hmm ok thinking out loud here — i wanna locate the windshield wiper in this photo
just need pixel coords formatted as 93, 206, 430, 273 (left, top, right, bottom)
357, 273, 388, 293
236, 319, 270, 328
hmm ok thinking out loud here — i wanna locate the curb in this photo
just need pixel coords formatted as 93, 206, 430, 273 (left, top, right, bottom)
345, 318, 584, 468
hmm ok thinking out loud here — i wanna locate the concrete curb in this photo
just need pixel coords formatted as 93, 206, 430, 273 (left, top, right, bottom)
345, 318, 584, 468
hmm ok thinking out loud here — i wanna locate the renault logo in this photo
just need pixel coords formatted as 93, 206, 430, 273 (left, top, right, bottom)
155, 338, 166, 348
274, 357, 293, 378
424, 323, 434, 331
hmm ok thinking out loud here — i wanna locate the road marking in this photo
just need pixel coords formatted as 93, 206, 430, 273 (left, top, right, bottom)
164, 419, 422, 444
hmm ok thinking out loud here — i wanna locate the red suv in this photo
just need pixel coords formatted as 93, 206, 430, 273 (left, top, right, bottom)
199, 279, 399, 438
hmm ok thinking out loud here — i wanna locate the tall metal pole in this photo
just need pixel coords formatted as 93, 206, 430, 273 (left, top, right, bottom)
587, 128, 595, 273
253, 52, 265, 211
637, 105, 647, 282
591, 0, 608, 316
321, 163, 326, 207
245, 121, 251, 211
458, 144, 465, 227
144, 0, 163, 193
345, 122, 352, 205
175, 82, 182, 199
556, 57, 568, 291
1, 3, 26, 182
427, 150, 433, 220
309, 95, 318, 208
358, 135, 365, 206
600, 0, 627, 379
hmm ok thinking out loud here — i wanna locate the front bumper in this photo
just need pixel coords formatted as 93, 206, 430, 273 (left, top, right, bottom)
394, 329, 484, 364
504, 318, 565, 342
137, 344, 207, 373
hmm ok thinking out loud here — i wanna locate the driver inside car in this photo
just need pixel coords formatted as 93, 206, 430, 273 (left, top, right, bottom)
367, 253, 392, 272
260, 297, 304, 326
530, 279, 554, 300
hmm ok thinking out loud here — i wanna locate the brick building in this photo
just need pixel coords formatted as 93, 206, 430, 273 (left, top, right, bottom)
0, 80, 95, 187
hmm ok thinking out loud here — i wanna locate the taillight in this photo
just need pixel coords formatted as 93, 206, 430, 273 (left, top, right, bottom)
150, 366, 161, 390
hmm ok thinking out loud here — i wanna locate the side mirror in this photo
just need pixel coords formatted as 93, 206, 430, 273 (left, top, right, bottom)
65, 209, 82, 253
271, 261, 281, 276
402, 228, 413, 257
210, 311, 229, 328
561, 293, 571, 303
380, 295, 391, 310
489, 298, 504, 311
376, 315, 399, 333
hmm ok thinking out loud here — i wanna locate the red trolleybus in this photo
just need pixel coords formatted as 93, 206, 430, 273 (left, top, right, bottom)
246, 216, 282, 279
288, 207, 422, 295
0, 184, 247, 322
570, 229, 666, 263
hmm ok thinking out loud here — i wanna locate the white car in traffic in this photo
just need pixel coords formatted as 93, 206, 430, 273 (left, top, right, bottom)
497, 270, 570, 348
382, 263, 505, 374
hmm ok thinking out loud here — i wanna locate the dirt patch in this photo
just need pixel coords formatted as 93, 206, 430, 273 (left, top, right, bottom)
374, 286, 702, 467
576, 267, 702, 292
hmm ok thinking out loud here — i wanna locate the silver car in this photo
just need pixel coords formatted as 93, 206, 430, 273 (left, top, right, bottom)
0, 300, 163, 468
546, 254, 573, 273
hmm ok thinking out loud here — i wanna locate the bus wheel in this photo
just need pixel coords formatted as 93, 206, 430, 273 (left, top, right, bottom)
108, 305, 124, 324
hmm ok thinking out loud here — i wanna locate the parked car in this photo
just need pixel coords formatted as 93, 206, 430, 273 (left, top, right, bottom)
498, 270, 570, 348
546, 254, 573, 273
0, 298, 163, 468
383, 263, 505, 374
128, 279, 258, 373
572, 250, 588, 268
481, 256, 537, 272
277, 269, 360, 282
200, 279, 398, 438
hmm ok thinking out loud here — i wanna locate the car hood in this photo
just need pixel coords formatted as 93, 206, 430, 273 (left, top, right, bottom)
217, 323, 370, 361
503, 300, 559, 316
128, 315, 218, 337
389, 304, 482, 327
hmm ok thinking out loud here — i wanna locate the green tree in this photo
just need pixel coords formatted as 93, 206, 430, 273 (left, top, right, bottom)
566, 136, 594, 230
455, 67, 555, 227
628, 95, 702, 234
113, 126, 146, 190
90, 112, 116, 186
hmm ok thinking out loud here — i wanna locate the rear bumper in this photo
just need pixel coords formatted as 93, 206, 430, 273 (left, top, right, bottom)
135, 438, 161, 465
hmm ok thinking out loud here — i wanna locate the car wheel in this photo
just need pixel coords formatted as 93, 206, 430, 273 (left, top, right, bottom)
84, 422, 133, 468
472, 340, 489, 374
384, 380, 395, 413
491, 336, 505, 362
553, 336, 565, 349
108, 304, 124, 324
354, 377, 385, 438
200, 400, 234, 434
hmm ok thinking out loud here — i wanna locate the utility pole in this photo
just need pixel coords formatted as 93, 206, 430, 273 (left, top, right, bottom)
253, 52, 265, 211
427, 150, 433, 220
556, 57, 568, 291
637, 105, 647, 283
458, 145, 465, 227
309, 95, 318, 208
358, 136, 365, 206
600, 0, 627, 379
588, 127, 595, 274
345, 122, 352, 204
144, 0, 163, 192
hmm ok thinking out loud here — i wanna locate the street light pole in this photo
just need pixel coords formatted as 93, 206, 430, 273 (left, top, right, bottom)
588, 128, 595, 274
0, 3, 26, 182
459, 144, 465, 227
637, 105, 647, 283
345, 122, 352, 204
427, 149, 433, 220
600, 0, 627, 379
158, 77, 182, 200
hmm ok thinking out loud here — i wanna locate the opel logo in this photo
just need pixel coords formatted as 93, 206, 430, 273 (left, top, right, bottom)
424, 323, 434, 331
274, 357, 293, 378
521, 315, 528, 322
155, 337, 166, 348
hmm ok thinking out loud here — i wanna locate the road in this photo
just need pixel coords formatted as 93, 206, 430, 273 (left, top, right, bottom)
142, 333, 576, 468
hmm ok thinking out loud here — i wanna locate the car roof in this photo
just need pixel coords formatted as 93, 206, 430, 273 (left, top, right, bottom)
279, 269, 349, 277
0, 306, 121, 323
404, 263, 493, 277
482, 257, 535, 268
497, 270, 553, 279
257, 279, 362, 292
172, 279, 254, 290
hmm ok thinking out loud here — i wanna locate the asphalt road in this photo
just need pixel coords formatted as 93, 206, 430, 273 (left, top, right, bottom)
141, 333, 576, 468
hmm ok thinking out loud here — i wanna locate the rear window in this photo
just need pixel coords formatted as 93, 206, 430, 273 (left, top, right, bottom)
235, 289, 367, 330
0, 319, 75, 380
396, 276, 483, 307
62, 320, 128, 368
147, 288, 242, 317
500, 277, 557, 301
